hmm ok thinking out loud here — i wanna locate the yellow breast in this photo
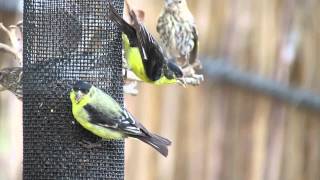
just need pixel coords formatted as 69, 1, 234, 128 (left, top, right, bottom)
122, 34, 177, 85
70, 91, 124, 140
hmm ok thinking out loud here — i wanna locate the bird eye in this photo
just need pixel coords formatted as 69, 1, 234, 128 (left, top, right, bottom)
178, 0, 182, 3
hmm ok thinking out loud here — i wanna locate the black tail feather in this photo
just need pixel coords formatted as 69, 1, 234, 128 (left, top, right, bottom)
137, 134, 171, 157
152, 134, 172, 146
128, 9, 139, 28
108, 2, 137, 42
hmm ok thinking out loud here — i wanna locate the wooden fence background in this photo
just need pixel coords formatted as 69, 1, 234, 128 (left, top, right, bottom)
0, 0, 320, 179
124, 0, 320, 180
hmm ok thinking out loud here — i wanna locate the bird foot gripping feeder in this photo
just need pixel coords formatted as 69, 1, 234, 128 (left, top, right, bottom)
23, 0, 124, 178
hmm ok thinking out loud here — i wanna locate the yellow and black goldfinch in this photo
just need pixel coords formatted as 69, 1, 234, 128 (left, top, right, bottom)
70, 81, 171, 157
108, 2, 185, 85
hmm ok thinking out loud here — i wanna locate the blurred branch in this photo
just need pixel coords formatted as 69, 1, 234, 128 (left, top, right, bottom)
0, 43, 18, 58
0, 22, 22, 65
202, 58, 320, 112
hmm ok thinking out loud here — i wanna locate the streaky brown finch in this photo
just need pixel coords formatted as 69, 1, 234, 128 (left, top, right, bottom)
0, 67, 22, 100
157, 0, 201, 69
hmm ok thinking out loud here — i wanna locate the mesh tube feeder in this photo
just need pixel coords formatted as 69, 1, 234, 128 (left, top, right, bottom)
23, 0, 124, 178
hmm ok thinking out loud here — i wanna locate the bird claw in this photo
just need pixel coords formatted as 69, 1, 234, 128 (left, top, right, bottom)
177, 78, 187, 88
177, 73, 204, 86
191, 73, 204, 81
124, 81, 139, 95
184, 75, 204, 86
79, 139, 102, 149
179, 64, 204, 86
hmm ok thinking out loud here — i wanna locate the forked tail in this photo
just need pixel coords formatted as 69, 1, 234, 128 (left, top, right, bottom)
137, 133, 172, 157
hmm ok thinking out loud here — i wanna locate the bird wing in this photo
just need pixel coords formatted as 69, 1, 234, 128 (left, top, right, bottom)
189, 26, 199, 66
108, 2, 139, 47
109, 3, 163, 81
129, 10, 165, 81
84, 103, 147, 136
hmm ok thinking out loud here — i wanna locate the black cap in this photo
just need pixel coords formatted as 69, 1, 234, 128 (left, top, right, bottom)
73, 80, 92, 93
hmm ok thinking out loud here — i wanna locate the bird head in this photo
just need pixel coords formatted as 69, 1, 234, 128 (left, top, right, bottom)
167, 61, 184, 78
71, 81, 92, 104
163, 60, 184, 83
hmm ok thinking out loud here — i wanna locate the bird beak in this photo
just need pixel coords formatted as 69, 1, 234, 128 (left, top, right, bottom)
75, 91, 84, 103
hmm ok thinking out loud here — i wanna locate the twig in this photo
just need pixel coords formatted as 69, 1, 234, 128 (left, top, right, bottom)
0, 23, 12, 42
202, 58, 320, 112
0, 22, 22, 65
0, 43, 18, 58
